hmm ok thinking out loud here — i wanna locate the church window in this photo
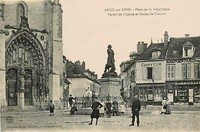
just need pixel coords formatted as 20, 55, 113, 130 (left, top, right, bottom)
0, 4, 4, 21
17, 3, 26, 26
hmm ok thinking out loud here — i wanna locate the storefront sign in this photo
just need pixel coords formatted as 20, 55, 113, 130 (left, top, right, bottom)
176, 81, 200, 85
141, 62, 162, 67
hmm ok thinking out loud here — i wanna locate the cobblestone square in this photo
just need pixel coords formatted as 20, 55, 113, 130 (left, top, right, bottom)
1, 109, 200, 132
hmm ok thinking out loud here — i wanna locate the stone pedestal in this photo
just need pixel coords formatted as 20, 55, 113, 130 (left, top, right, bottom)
98, 77, 121, 96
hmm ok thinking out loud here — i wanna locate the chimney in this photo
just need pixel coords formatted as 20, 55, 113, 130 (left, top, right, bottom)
185, 34, 190, 38
164, 31, 169, 47
137, 41, 147, 54
82, 61, 86, 70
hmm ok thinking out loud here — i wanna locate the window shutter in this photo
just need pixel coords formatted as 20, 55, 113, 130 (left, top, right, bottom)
194, 63, 199, 78
187, 64, 191, 78
167, 65, 170, 79
182, 64, 186, 79
171, 65, 174, 79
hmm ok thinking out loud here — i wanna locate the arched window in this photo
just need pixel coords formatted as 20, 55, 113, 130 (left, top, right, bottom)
17, 4, 25, 26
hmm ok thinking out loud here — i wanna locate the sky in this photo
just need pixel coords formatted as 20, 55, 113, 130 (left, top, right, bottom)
60, 0, 200, 78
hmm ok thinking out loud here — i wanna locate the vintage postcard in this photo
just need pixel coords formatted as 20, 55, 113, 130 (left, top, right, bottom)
0, 0, 200, 132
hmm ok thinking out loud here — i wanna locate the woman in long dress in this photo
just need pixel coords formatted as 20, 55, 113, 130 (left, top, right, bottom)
106, 99, 112, 118
89, 98, 103, 125
165, 98, 171, 114
161, 98, 166, 114
119, 102, 126, 116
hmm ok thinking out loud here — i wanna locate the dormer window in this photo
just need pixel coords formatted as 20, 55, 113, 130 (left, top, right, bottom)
182, 41, 195, 58
151, 50, 161, 59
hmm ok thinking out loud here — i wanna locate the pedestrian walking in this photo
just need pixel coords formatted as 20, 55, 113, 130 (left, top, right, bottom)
99, 99, 105, 117
49, 100, 55, 116
106, 99, 112, 118
129, 95, 141, 127
165, 98, 171, 115
161, 98, 167, 114
70, 103, 78, 115
69, 94, 75, 107
112, 97, 119, 116
85, 87, 92, 107
89, 97, 103, 125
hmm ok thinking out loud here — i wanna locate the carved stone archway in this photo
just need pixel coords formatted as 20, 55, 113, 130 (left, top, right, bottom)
5, 30, 48, 108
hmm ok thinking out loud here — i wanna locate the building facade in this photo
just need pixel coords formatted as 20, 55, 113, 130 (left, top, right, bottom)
66, 61, 101, 97
0, 0, 64, 110
165, 36, 200, 104
120, 52, 138, 102
120, 32, 200, 105
136, 60, 166, 104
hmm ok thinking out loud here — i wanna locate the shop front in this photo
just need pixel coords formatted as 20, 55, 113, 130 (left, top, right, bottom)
167, 81, 200, 104
136, 83, 165, 105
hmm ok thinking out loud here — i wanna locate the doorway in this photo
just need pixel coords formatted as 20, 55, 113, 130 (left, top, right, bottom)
7, 69, 18, 106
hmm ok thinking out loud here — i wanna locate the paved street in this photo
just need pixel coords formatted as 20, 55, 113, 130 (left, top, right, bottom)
1, 109, 200, 132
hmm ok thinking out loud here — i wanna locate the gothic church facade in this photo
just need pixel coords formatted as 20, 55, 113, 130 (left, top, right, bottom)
0, 0, 64, 110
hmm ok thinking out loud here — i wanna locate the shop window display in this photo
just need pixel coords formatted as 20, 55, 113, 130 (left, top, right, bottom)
139, 88, 147, 102
177, 87, 188, 102
194, 86, 200, 103
153, 88, 163, 101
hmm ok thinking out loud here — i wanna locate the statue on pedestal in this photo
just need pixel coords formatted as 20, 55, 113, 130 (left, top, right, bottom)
102, 45, 118, 78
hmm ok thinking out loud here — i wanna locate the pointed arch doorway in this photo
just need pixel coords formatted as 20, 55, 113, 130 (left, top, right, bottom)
5, 30, 48, 108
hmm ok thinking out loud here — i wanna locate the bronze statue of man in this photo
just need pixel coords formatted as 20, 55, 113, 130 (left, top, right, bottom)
104, 45, 116, 73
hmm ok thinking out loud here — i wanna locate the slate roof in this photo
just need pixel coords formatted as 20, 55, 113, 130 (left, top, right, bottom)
166, 36, 200, 58
136, 43, 167, 60
136, 36, 200, 60
66, 61, 100, 84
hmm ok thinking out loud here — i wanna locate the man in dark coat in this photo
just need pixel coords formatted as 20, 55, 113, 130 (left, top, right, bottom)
112, 97, 119, 116
106, 99, 112, 118
49, 100, 55, 116
130, 95, 141, 127
89, 98, 103, 125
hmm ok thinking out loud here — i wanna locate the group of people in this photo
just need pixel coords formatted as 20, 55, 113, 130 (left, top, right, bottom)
48, 95, 171, 127
89, 95, 141, 126
98, 97, 127, 118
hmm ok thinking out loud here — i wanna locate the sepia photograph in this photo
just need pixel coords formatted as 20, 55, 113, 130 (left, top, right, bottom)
0, 0, 200, 132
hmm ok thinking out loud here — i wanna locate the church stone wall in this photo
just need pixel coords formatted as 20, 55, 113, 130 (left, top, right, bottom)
0, 21, 6, 106
1, 0, 64, 110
